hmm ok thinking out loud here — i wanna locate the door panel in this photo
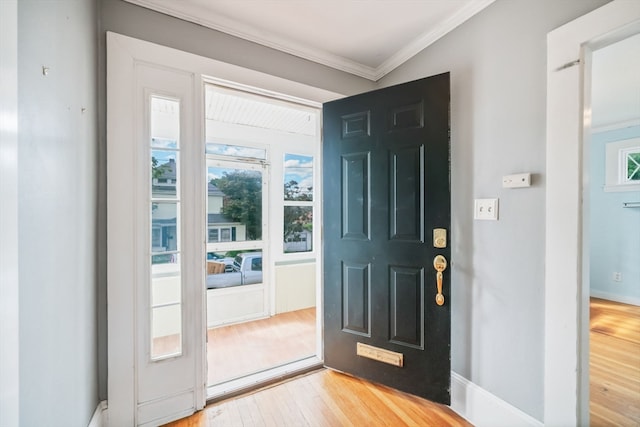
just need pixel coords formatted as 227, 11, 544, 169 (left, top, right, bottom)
342, 261, 371, 336
390, 145, 423, 241
341, 153, 370, 240
323, 73, 451, 404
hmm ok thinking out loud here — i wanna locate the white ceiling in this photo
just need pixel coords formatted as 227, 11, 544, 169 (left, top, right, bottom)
124, 0, 496, 81
591, 33, 640, 130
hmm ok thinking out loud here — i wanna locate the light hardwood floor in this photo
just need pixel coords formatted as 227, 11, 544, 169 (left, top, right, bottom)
165, 298, 640, 426
590, 298, 640, 426
165, 369, 471, 427
208, 308, 316, 385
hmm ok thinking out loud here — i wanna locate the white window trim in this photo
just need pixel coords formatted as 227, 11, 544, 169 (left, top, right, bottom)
603, 137, 640, 192
620, 145, 640, 184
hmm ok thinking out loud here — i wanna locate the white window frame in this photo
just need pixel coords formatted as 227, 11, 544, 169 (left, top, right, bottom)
283, 152, 316, 255
603, 137, 640, 192
620, 145, 640, 184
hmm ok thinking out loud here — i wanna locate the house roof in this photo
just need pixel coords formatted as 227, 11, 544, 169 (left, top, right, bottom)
208, 213, 238, 225
208, 182, 225, 197
153, 160, 226, 197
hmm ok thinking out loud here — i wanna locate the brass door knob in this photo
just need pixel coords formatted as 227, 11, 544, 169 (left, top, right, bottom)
433, 255, 447, 306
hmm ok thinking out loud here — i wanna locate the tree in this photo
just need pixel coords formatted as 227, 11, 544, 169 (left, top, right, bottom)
284, 180, 312, 201
283, 179, 313, 252
284, 206, 312, 238
212, 170, 262, 240
151, 156, 172, 179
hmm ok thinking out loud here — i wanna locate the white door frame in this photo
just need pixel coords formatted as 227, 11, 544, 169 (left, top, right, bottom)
107, 32, 342, 424
108, 37, 205, 426
545, 2, 640, 425
0, 1, 19, 426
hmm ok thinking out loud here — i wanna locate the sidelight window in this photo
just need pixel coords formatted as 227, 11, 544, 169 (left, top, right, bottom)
149, 96, 183, 360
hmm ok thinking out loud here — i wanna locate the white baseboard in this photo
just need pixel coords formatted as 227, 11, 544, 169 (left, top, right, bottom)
451, 372, 543, 427
88, 401, 107, 427
590, 290, 640, 307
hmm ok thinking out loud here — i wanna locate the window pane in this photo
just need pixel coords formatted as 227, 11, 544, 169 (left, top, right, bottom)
150, 95, 182, 360
151, 97, 179, 148
151, 304, 182, 359
284, 206, 313, 253
284, 154, 313, 201
627, 151, 640, 181
151, 202, 179, 253
206, 143, 266, 160
151, 150, 178, 198
152, 274, 181, 307
151, 137, 178, 149
206, 250, 263, 288
207, 167, 262, 241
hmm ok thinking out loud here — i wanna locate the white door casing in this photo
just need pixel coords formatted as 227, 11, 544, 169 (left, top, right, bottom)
107, 40, 205, 425
0, 2, 19, 426
107, 32, 342, 425
545, 2, 640, 426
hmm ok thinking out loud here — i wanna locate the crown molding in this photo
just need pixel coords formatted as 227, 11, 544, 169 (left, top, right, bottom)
124, 0, 495, 81
374, 0, 496, 80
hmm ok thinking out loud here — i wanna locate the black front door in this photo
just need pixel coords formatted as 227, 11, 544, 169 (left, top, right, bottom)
322, 73, 451, 404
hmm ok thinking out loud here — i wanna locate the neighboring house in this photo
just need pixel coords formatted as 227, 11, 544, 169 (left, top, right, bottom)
152, 162, 246, 247
5, 1, 628, 427
206, 182, 246, 243
151, 157, 177, 196
284, 229, 312, 252
207, 213, 246, 243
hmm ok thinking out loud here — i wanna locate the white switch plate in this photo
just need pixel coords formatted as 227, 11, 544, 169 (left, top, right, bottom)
502, 173, 531, 188
474, 198, 499, 220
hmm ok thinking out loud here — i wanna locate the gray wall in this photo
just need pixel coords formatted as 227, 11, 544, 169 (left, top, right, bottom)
590, 126, 640, 302
379, 0, 609, 420
18, 0, 99, 426
96, 0, 612, 420
12, 0, 621, 424
99, 0, 375, 97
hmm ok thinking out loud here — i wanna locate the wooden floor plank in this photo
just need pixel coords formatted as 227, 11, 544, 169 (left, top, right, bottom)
164, 370, 470, 426
590, 298, 640, 426
164, 297, 639, 426
207, 307, 316, 385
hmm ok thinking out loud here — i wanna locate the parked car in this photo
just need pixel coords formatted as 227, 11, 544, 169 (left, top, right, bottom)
206, 252, 262, 289
207, 252, 235, 272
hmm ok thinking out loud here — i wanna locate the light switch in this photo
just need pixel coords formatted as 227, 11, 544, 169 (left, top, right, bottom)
474, 198, 499, 220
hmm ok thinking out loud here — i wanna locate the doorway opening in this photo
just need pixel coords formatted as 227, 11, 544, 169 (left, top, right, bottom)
585, 32, 640, 425
545, 5, 640, 424
201, 82, 323, 398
